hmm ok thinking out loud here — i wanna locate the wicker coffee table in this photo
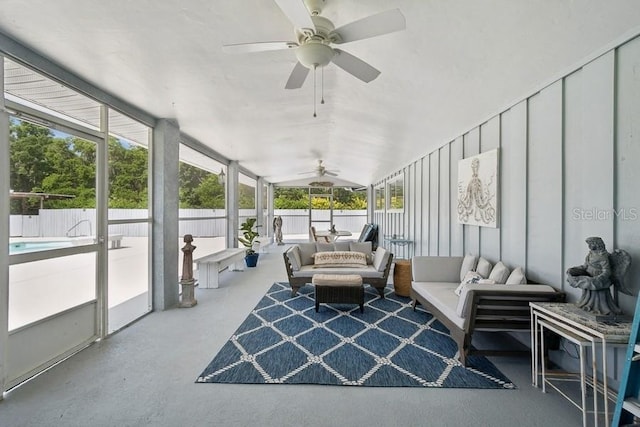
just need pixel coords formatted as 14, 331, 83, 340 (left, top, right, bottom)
312, 274, 364, 313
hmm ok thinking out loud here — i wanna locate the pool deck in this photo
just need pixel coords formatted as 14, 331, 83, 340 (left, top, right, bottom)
7, 236, 226, 331
7, 233, 353, 331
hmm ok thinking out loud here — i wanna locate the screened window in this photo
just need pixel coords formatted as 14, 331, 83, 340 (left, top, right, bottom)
387, 176, 404, 211
374, 185, 385, 211
178, 144, 227, 267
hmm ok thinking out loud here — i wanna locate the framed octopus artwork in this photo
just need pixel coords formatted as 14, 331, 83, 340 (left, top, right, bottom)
457, 148, 499, 228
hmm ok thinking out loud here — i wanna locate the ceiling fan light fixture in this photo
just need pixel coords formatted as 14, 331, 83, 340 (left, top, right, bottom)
295, 42, 334, 69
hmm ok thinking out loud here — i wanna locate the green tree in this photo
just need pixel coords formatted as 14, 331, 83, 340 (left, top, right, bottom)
179, 162, 208, 208
179, 162, 225, 208
10, 121, 100, 211
10, 122, 54, 191
41, 137, 96, 208
9, 118, 367, 213
109, 139, 149, 208
193, 174, 225, 209
274, 187, 367, 210
274, 187, 308, 209
239, 183, 256, 209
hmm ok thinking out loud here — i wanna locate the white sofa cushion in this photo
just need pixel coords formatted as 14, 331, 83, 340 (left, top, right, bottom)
412, 282, 467, 330
476, 257, 493, 278
334, 241, 351, 251
315, 242, 334, 252
459, 254, 479, 282
298, 242, 317, 266
488, 261, 511, 284
312, 274, 363, 286
350, 241, 373, 263
372, 247, 391, 272
286, 246, 302, 271
506, 266, 527, 284
412, 256, 464, 283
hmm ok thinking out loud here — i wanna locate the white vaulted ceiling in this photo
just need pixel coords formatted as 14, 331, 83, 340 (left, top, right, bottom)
0, 0, 639, 186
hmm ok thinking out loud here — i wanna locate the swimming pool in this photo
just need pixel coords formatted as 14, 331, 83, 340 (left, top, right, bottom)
9, 240, 75, 255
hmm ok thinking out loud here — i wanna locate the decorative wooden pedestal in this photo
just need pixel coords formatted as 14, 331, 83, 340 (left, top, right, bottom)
179, 279, 198, 308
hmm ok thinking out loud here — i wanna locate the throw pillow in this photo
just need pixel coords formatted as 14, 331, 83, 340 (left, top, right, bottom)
286, 246, 302, 271
506, 266, 527, 284
488, 261, 511, 284
313, 251, 367, 268
297, 242, 317, 266
454, 271, 483, 296
459, 254, 479, 282
350, 241, 373, 263
372, 247, 391, 272
476, 257, 493, 279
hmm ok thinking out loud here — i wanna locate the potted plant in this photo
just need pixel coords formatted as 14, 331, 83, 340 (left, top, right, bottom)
238, 217, 260, 267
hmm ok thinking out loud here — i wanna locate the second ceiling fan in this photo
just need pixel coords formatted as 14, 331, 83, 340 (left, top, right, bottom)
223, 0, 406, 89
299, 159, 339, 177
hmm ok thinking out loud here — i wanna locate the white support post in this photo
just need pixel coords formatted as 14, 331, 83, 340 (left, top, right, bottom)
267, 183, 275, 245
152, 119, 180, 310
226, 161, 240, 250
256, 177, 266, 246
96, 105, 109, 337
367, 185, 375, 223
0, 54, 9, 399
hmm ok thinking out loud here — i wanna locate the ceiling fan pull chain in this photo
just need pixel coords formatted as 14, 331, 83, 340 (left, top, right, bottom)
313, 65, 317, 117
321, 66, 325, 105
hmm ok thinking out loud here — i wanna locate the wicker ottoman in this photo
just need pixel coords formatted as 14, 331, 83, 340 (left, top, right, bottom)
312, 274, 364, 313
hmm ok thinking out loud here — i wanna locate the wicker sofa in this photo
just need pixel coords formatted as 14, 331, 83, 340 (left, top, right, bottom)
283, 241, 393, 297
410, 255, 565, 366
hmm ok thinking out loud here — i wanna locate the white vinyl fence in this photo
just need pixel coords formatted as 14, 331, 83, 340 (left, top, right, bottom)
10, 209, 367, 239
274, 209, 367, 237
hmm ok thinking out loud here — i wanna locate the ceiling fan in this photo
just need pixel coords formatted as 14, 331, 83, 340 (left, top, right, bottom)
299, 159, 339, 177
222, 0, 406, 89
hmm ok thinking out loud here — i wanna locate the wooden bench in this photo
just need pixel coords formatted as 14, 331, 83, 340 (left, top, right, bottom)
108, 234, 123, 249
195, 248, 246, 289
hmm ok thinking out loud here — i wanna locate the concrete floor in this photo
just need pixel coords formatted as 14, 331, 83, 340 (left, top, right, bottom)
0, 243, 584, 427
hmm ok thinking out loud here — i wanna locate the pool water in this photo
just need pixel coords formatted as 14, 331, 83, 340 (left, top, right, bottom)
9, 241, 74, 255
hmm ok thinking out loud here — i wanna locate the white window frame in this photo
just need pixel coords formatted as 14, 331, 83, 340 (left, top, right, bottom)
386, 174, 405, 212
374, 184, 385, 212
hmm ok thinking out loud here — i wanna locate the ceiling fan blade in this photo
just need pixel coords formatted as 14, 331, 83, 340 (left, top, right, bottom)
285, 62, 310, 89
332, 49, 380, 83
331, 9, 406, 44
324, 171, 338, 177
274, 0, 315, 30
222, 41, 297, 54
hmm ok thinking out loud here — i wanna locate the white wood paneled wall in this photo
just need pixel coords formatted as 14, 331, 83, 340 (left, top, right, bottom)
375, 35, 640, 315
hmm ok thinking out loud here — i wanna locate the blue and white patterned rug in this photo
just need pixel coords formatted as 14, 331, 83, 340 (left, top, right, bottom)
196, 282, 515, 388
